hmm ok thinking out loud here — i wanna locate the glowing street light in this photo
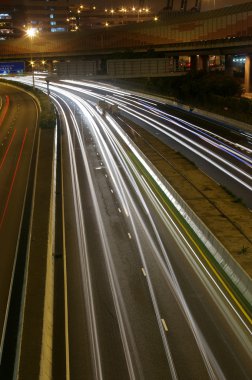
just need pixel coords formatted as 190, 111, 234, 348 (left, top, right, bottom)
26, 27, 37, 39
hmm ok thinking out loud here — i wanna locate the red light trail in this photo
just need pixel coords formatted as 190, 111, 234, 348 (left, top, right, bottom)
0, 128, 28, 229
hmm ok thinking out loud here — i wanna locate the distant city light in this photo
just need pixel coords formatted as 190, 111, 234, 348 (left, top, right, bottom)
233, 57, 246, 63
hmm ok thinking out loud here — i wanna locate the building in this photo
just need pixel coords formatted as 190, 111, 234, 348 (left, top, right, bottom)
23, 0, 70, 33
0, 0, 15, 39
0, 1, 155, 35
7, 0, 70, 33
0, 12, 14, 39
67, 4, 154, 30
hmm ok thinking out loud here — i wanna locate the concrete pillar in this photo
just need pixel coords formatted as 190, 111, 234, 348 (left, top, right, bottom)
245, 55, 252, 93
46, 60, 53, 74
199, 55, 209, 72
190, 55, 198, 72
225, 54, 233, 76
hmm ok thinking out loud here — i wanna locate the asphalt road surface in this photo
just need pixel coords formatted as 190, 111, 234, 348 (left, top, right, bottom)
6, 77, 252, 379
0, 84, 38, 358
52, 85, 251, 379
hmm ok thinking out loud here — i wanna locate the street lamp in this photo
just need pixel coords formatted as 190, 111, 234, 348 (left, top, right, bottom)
26, 27, 38, 89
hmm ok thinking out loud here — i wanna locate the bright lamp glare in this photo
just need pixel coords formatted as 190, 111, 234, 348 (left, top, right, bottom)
26, 28, 37, 38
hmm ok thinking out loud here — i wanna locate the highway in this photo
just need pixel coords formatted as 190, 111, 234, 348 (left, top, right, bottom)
7, 76, 252, 379
48, 80, 252, 379
0, 84, 38, 362
53, 80, 252, 209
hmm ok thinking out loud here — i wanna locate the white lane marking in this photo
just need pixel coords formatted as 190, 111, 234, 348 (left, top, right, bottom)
128, 232, 132, 239
141, 268, 147, 277
161, 319, 169, 332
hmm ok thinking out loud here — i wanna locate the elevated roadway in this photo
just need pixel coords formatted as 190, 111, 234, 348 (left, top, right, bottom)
1, 3, 252, 90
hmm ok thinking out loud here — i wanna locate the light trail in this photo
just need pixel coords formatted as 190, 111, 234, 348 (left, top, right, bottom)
52, 95, 104, 379
57, 94, 143, 379
63, 79, 252, 169
116, 102, 252, 189
0, 128, 28, 229
13, 76, 252, 182
48, 87, 181, 377
8, 76, 252, 377
0, 95, 10, 127
105, 113, 252, 326
0, 129, 17, 170
104, 93, 252, 171
53, 86, 235, 379
39, 79, 252, 191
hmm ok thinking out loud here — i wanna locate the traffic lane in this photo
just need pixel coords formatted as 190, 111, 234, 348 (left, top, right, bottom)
61, 140, 93, 379
59, 80, 252, 152
123, 93, 252, 149
140, 188, 252, 379
95, 110, 251, 377
0, 85, 38, 347
54, 87, 250, 378
106, 150, 251, 379
85, 137, 172, 378
77, 109, 214, 379
121, 111, 252, 208
155, 127, 252, 207
60, 99, 177, 379
61, 113, 130, 379
48, 82, 252, 204
106, 90, 252, 179
162, 103, 252, 147
146, 113, 252, 175
111, 99, 252, 180
72, 83, 252, 189
152, 120, 252, 189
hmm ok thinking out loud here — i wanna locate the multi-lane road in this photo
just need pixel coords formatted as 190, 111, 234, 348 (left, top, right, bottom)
47, 79, 251, 379
53, 79, 252, 208
3, 77, 252, 379
0, 84, 38, 362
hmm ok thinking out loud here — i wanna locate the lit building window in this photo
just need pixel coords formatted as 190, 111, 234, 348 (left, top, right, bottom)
51, 27, 66, 32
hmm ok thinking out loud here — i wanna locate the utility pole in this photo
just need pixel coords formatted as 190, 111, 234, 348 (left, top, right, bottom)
192, 0, 201, 12
166, 0, 173, 10
180, 0, 187, 12
195, 0, 201, 11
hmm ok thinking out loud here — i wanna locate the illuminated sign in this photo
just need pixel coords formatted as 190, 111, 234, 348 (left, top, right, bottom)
0, 61, 25, 74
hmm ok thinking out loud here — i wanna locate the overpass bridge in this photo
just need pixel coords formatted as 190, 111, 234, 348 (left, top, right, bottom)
0, 2, 252, 90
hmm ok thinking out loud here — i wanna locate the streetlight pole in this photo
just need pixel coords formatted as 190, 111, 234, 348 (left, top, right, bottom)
26, 28, 38, 89
32, 61, 35, 89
